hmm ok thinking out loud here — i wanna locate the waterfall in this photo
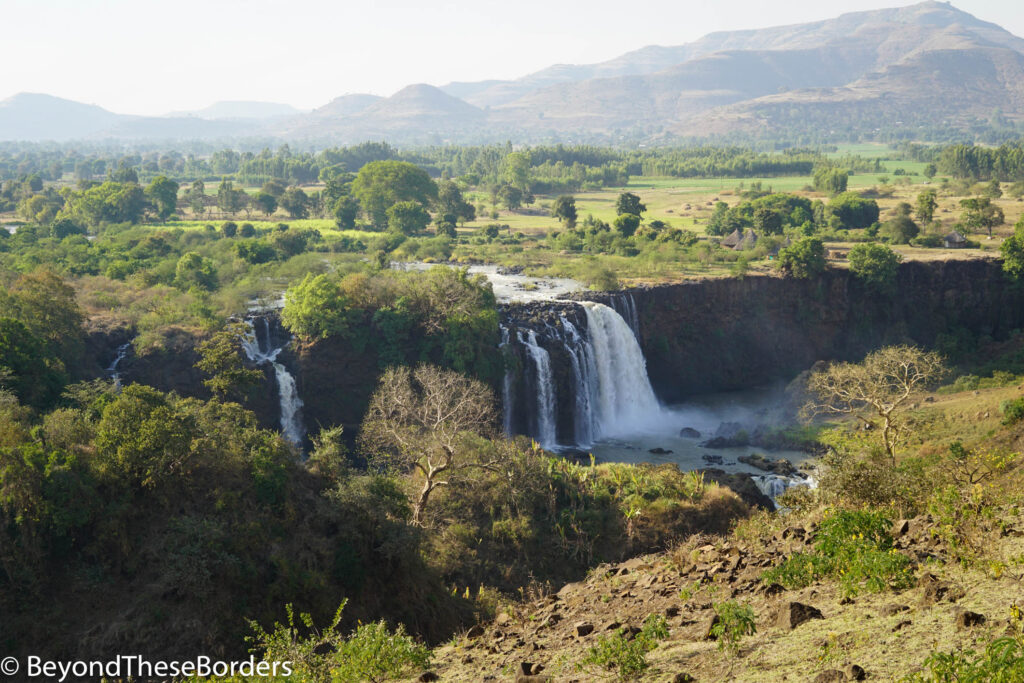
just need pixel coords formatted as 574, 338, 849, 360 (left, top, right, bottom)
240, 317, 305, 448
518, 328, 557, 448
501, 301, 661, 447
582, 302, 661, 436
106, 342, 131, 389
499, 326, 515, 436
753, 474, 817, 508
559, 314, 597, 446
610, 293, 641, 340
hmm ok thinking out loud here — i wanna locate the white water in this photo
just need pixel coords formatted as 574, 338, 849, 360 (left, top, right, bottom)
581, 302, 663, 439
500, 326, 515, 436
106, 342, 131, 389
394, 262, 582, 303
519, 328, 557, 448
240, 318, 305, 448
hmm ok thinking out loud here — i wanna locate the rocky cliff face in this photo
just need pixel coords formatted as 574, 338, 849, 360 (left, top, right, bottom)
621, 259, 1024, 403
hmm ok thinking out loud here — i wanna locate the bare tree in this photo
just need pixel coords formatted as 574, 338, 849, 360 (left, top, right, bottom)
360, 364, 498, 525
803, 345, 945, 464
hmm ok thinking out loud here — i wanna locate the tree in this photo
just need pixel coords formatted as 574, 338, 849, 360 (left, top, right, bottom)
615, 192, 646, 217
174, 252, 218, 291
848, 243, 902, 294
923, 163, 937, 179
0, 269, 84, 371
188, 180, 207, 217
503, 151, 531, 191
279, 187, 310, 219
360, 364, 499, 525
331, 196, 360, 230
914, 189, 937, 224
959, 197, 1004, 237
436, 180, 475, 224
982, 180, 1003, 199
813, 167, 848, 195
881, 215, 919, 244
496, 184, 523, 211
752, 207, 783, 235
281, 274, 353, 339
254, 192, 277, 217
221, 221, 238, 238
146, 175, 179, 220
217, 180, 246, 216
1000, 217, 1024, 279
386, 201, 431, 235
0, 318, 64, 409
613, 213, 641, 237
828, 192, 879, 230
804, 345, 945, 464
776, 237, 826, 279
552, 195, 577, 228
195, 324, 263, 401
60, 181, 146, 227
352, 161, 437, 228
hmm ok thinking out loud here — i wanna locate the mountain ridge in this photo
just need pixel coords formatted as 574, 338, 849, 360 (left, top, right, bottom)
2, 1, 1023, 144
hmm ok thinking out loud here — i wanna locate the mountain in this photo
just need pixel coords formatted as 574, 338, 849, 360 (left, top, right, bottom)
480, 1, 1024, 137
281, 84, 485, 143
0, 93, 121, 141
168, 101, 302, 120
3, 2, 1023, 144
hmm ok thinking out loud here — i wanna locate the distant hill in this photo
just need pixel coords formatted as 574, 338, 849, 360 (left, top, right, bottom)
168, 101, 302, 120
0, 93, 120, 141
3, 2, 1023, 144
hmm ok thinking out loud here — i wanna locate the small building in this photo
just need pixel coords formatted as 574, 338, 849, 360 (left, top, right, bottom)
736, 229, 759, 251
721, 228, 743, 249
943, 230, 968, 249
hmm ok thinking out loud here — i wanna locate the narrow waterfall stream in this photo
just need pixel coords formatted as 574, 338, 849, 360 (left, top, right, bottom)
240, 316, 305, 448
106, 342, 131, 389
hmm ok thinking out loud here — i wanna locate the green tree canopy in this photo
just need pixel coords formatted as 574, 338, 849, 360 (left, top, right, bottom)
352, 161, 437, 228
146, 176, 179, 220
615, 192, 646, 217
828, 192, 879, 230
386, 201, 431, 235
552, 195, 578, 228
848, 243, 902, 294
776, 237, 826, 279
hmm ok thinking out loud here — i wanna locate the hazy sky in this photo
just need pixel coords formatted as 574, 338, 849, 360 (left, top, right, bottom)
1, 0, 1021, 115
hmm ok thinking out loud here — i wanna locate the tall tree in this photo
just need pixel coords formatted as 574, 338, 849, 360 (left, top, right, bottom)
146, 175, 179, 220
552, 195, 577, 228
615, 192, 646, 217
914, 189, 937, 224
352, 161, 437, 229
959, 197, 1004, 237
360, 364, 499, 526
803, 345, 945, 464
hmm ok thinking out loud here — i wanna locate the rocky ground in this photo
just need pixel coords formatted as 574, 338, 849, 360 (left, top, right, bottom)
413, 510, 1024, 681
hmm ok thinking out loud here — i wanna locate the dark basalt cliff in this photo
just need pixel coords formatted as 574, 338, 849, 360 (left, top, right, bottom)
620, 259, 1024, 403
107, 259, 1024, 436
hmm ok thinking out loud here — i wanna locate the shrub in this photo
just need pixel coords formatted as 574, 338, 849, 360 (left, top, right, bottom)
710, 601, 757, 655
762, 508, 914, 597
581, 614, 669, 680
248, 601, 431, 683
1001, 397, 1024, 425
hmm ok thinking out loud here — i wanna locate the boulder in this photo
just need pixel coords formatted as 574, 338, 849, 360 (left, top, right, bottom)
574, 622, 594, 637
881, 604, 909, 617
466, 624, 485, 639
649, 447, 674, 455
418, 673, 439, 682
673, 675, 696, 683
679, 427, 701, 439
845, 664, 867, 681
776, 601, 824, 630
955, 609, 986, 629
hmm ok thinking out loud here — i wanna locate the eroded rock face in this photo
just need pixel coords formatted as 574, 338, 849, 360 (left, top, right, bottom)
630, 261, 1024, 403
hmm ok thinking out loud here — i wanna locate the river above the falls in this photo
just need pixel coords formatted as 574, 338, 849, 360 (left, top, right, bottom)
393, 261, 583, 302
